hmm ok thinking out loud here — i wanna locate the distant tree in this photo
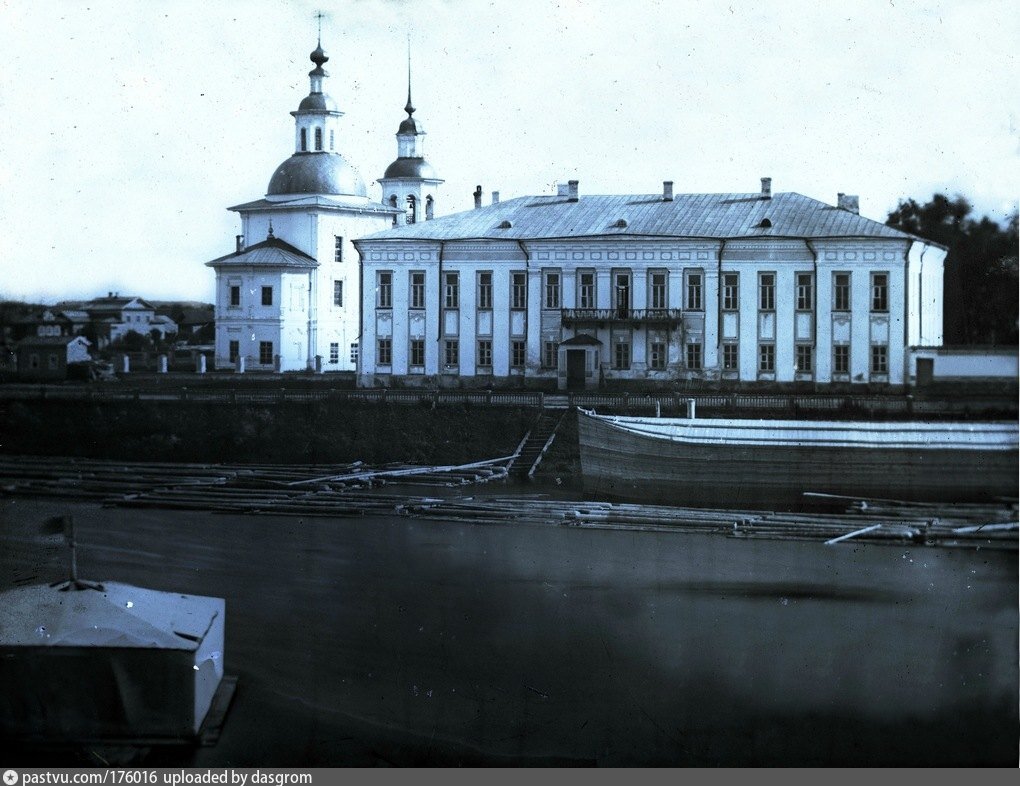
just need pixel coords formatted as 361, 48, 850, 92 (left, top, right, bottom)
112, 330, 152, 352
886, 195, 1018, 345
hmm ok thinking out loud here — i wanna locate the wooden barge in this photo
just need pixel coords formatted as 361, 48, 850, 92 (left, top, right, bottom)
577, 411, 1019, 508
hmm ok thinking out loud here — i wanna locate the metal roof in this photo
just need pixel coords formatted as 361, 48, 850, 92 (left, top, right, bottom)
357, 192, 918, 244
267, 152, 367, 198
204, 236, 318, 269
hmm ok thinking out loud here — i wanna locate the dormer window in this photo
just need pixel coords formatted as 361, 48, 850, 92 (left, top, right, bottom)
314, 128, 323, 151
758, 217, 772, 228
300, 129, 307, 151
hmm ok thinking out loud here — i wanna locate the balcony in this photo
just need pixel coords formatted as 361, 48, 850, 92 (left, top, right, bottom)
560, 308, 685, 326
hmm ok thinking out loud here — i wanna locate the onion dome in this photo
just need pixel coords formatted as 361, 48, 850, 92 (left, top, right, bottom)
268, 153, 367, 197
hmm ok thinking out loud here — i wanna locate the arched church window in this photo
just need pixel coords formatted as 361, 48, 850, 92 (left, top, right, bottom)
406, 195, 417, 225
314, 128, 323, 151
389, 194, 398, 225
425, 195, 434, 220
329, 130, 335, 150
300, 129, 307, 151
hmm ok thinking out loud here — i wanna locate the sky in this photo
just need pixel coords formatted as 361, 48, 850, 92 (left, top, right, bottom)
1, 0, 1017, 303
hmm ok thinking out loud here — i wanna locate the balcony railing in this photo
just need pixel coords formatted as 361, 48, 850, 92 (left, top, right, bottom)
560, 308, 685, 325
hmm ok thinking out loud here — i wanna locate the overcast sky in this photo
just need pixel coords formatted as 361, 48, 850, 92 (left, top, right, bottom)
1, 0, 1017, 303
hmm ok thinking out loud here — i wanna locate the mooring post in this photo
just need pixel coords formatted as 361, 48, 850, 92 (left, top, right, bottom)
686, 398, 696, 419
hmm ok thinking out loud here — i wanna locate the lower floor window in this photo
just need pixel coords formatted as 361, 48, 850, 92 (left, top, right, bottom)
259, 341, 273, 365
871, 344, 888, 374
542, 341, 558, 369
758, 343, 775, 373
410, 338, 425, 367
477, 340, 492, 369
228, 340, 239, 363
329, 342, 339, 364
511, 340, 526, 369
350, 342, 359, 364
722, 343, 738, 371
685, 342, 702, 370
377, 338, 392, 366
613, 339, 631, 370
444, 339, 459, 367
833, 344, 850, 375
795, 344, 813, 373
649, 341, 666, 369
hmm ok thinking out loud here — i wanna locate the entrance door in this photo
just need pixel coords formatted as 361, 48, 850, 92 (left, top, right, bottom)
916, 358, 934, 387
566, 349, 586, 391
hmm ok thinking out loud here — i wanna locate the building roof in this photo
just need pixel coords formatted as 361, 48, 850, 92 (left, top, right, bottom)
357, 191, 922, 244
267, 152, 367, 197
560, 333, 602, 346
229, 193, 397, 215
204, 235, 318, 269
17, 335, 90, 348
382, 157, 441, 181
85, 296, 155, 313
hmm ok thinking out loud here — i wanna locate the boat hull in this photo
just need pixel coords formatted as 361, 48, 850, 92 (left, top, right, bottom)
578, 413, 1019, 509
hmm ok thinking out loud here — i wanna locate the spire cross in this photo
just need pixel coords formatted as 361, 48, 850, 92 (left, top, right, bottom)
315, 11, 325, 44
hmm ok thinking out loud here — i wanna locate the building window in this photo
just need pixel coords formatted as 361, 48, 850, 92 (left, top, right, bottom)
377, 272, 392, 308
314, 127, 322, 151
28, 354, 39, 369
722, 342, 738, 371
649, 271, 667, 310
511, 272, 527, 310
511, 340, 526, 369
334, 236, 343, 263
444, 273, 459, 309
410, 339, 425, 367
722, 273, 739, 311
300, 128, 307, 151
796, 344, 813, 373
833, 273, 851, 312
796, 273, 813, 310
833, 344, 850, 375
444, 339, 459, 368
477, 340, 492, 369
759, 272, 775, 311
377, 338, 392, 366
686, 272, 702, 311
871, 273, 888, 312
614, 272, 631, 317
329, 342, 340, 364
47, 354, 58, 370
613, 336, 631, 369
686, 342, 702, 370
649, 341, 666, 370
350, 342, 359, 364
871, 344, 888, 374
543, 341, 558, 369
333, 280, 343, 307
228, 340, 239, 363
410, 272, 426, 309
259, 341, 273, 365
261, 286, 273, 306
406, 194, 416, 225
477, 272, 493, 310
578, 271, 596, 309
229, 285, 240, 307
758, 343, 775, 373
544, 272, 560, 309
329, 129, 335, 150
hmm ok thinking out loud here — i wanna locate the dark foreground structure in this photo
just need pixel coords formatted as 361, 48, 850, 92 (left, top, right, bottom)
1, 496, 1016, 766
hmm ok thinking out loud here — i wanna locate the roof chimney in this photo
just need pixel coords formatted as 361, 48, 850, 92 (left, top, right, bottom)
663, 181, 674, 201
473, 185, 482, 209
567, 180, 579, 202
236, 234, 245, 253
761, 177, 772, 199
837, 193, 860, 214
491, 191, 500, 205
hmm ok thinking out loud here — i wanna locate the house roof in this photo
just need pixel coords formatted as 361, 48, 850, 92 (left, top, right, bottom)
357, 191, 923, 244
17, 335, 90, 348
204, 235, 318, 269
228, 194, 398, 216
560, 333, 602, 346
85, 296, 155, 313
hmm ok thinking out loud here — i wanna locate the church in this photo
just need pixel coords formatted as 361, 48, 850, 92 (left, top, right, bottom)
207, 37, 946, 389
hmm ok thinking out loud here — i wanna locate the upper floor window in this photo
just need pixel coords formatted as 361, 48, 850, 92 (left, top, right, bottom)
511, 272, 527, 310
377, 271, 392, 308
544, 272, 560, 309
314, 127, 323, 151
614, 272, 631, 316
333, 280, 343, 307
425, 195, 434, 220
796, 273, 813, 310
229, 285, 240, 307
578, 271, 596, 309
300, 129, 307, 151
686, 272, 703, 311
261, 286, 273, 306
477, 272, 493, 310
759, 272, 775, 311
410, 271, 426, 309
722, 273, 739, 311
334, 236, 343, 263
833, 272, 851, 311
871, 273, 888, 312
406, 195, 417, 225
444, 272, 459, 309
649, 271, 667, 310
329, 342, 340, 364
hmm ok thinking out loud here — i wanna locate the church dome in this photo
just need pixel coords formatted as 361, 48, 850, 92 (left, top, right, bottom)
383, 157, 439, 180
398, 116, 424, 135
298, 92, 338, 112
268, 152, 367, 197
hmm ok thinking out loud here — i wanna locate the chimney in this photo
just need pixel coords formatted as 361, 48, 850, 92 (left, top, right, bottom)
107, 292, 113, 298
557, 183, 570, 196
473, 185, 482, 209
663, 181, 674, 201
761, 177, 772, 199
837, 193, 860, 214
235, 234, 245, 253
567, 180, 579, 202
491, 191, 500, 205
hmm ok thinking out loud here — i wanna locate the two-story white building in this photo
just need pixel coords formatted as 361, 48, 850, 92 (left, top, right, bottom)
353, 179, 946, 389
